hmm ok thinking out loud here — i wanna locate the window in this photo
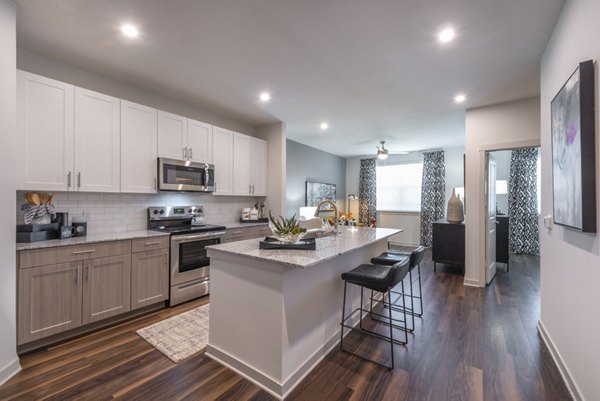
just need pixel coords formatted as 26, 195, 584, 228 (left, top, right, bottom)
376, 163, 423, 212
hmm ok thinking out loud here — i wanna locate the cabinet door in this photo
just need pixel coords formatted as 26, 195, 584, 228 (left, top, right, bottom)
233, 132, 251, 196
158, 110, 187, 160
74, 88, 120, 192
250, 137, 267, 196
82, 254, 131, 325
212, 127, 234, 195
187, 119, 213, 163
121, 100, 158, 193
18, 262, 82, 345
17, 70, 74, 191
131, 249, 169, 310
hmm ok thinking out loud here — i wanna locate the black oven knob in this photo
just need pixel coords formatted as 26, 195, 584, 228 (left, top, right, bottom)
153, 210, 158, 214
188, 209, 192, 213
159, 210, 164, 215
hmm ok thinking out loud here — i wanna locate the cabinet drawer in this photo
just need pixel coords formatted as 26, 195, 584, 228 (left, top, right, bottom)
225, 228, 249, 241
19, 240, 132, 269
250, 225, 271, 238
131, 236, 169, 253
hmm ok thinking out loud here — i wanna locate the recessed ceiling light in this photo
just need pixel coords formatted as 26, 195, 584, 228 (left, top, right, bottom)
121, 24, 139, 38
320, 122, 329, 130
454, 94, 466, 103
259, 92, 271, 102
438, 28, 455, 43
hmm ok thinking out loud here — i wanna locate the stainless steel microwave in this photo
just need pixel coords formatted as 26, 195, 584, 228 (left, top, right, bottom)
158, 157, 215, 192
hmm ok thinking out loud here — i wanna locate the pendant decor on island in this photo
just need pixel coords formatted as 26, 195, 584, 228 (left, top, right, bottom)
446, 188, 464, 223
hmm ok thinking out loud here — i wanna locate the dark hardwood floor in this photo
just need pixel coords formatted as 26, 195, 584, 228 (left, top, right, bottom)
1, 251, 571, 400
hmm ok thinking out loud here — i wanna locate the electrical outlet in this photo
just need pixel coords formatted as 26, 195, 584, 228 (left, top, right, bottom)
543, 215, 553, 229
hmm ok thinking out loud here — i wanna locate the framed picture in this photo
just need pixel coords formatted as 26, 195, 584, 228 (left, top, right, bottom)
551, 60, 596, 233
305, 181, 336, 208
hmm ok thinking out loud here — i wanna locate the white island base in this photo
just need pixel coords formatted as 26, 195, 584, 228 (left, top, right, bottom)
206, 227, 400, 399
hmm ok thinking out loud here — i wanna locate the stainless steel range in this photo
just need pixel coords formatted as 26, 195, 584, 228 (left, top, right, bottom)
147, 206, 226, 306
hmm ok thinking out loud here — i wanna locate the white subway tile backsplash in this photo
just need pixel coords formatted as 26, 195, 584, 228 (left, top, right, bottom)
17, 191, 266, 234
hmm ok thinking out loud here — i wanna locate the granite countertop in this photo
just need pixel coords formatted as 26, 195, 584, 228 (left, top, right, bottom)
207, 227, 401, 268
16, 230, 170, 251
225, 221, 269, 229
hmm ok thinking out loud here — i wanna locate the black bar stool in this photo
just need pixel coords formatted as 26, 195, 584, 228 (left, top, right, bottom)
371, 246, 426, 327
340, 258, 410, 369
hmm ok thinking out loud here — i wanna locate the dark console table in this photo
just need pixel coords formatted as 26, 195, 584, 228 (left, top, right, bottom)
432, 219, 465, 273
496, 215, 509, 271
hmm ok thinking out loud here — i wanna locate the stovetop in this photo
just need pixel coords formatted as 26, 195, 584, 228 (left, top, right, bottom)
147, 205, 225, 236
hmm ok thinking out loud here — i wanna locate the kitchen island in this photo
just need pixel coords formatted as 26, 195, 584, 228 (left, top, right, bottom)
206, 227, 401, 399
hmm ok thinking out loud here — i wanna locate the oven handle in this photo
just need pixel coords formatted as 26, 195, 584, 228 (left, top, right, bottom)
171, 232, 226, 243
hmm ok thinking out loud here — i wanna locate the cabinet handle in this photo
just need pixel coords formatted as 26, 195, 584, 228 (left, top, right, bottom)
67, 171, 72, 188
72, 249, 95, 255
85, 265, 89, 281
183, 146, 188, 160
252, 185, 255, 194
190, 147, 193, 159
154, 177, 157, 190
77, 172, 81, 189
76, 267, 80, 285
144, 241, 161, 246
249, 185, 251, 194
214, 181, 217, 192
231, 230, 243, 235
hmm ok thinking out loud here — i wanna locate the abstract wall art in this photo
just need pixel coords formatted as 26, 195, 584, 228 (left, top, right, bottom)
305, 181, 336, 208
551, 60, 596, 233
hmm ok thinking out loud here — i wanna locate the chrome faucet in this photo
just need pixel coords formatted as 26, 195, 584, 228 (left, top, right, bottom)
314, 200, 339, 234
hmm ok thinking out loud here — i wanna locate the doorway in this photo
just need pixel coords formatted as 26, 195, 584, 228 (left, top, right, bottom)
484, 147, 540, 284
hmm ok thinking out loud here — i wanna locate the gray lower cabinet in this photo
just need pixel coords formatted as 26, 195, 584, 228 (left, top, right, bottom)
131, 248, 169, 310
17, 237, 169, 346
82, 254, 131, 325
18, 262, 83, 345
225, 225, 270, 242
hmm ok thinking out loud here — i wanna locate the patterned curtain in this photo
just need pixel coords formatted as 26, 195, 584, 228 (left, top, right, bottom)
359, 158, 377, 226
419, 151, 446, 247
508, 148, 539, 254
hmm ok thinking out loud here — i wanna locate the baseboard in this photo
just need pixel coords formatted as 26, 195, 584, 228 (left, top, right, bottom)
206, 344, 283, 399
0, 358, 21, 386
537, 319, 582, 401
463, 277, 483, 287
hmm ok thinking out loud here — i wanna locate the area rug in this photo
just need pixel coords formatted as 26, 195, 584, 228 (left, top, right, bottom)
137, 304, 209, 363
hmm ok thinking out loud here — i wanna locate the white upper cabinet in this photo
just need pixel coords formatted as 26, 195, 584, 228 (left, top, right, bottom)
212, 127, 234, 195
233, 133, 251, 196
157, 111, 187, 161
233, 133, 267, 196
17, 71, 74, 191
157, 113, 213, 163
120, 100, 158, 193
187, 119, 212, 164
74, 88, 120, 193
250, 137, 267, 196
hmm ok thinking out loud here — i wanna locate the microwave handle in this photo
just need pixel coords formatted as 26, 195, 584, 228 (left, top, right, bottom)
205, 166, 209, 188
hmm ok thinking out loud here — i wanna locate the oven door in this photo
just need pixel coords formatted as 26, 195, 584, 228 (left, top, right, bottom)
158, 157, 215, 192
170, 232, 224, 286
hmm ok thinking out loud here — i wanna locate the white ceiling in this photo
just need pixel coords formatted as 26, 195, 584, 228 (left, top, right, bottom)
15, 0, 564, 158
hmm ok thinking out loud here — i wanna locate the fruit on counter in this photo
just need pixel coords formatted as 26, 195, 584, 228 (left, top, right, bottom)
268, 212, 307, 235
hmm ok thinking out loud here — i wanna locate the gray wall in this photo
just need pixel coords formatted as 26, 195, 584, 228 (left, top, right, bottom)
0, 0, 20, 384
540, 0, 600, 398
285, 140, 346, 218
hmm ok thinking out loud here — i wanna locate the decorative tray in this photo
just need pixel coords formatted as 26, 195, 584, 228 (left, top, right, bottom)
259, 237, 316, 250
239, 218, 269, 223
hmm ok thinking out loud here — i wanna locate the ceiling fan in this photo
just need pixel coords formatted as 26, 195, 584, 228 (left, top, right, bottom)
376, 141, 409, 160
